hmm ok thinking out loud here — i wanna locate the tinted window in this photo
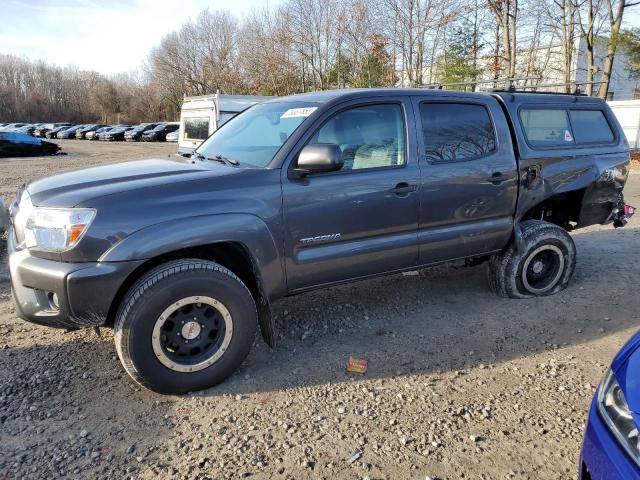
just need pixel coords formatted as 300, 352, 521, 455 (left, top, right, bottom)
569, 110, 614, 144
420, 103, 496, 163
519, 108, 574, 147
307, 104, 406, 171
184, 117, 210, 141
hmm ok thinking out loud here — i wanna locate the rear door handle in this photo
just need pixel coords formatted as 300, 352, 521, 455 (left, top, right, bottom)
488, 172, 510, 184
390, 182, 417, 195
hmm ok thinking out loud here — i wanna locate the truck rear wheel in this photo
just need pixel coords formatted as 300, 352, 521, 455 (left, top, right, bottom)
488, 220, 576, 299
114, 259, 257, 394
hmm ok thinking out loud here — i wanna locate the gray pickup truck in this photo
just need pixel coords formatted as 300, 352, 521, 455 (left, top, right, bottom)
3, 88, 634, 394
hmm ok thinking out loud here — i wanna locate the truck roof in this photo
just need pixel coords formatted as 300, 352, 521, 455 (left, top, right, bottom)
263, 88, 606, 106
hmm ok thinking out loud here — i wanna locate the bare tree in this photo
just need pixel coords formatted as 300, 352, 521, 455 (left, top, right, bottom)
596, 0, 639, 97
487, 0, 519, 77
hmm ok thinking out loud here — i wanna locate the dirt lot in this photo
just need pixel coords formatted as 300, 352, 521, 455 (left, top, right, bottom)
1, 140, 639, 480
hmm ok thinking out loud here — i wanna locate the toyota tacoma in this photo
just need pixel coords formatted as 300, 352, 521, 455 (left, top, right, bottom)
2, 88, 634, 394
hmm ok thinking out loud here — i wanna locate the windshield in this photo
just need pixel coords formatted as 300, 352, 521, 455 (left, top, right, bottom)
196, 101, 318, 167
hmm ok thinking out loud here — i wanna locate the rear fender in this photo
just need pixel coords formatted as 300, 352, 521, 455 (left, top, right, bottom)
516, 153, 630, 227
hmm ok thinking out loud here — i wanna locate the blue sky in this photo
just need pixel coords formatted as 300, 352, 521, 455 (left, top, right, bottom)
0, 0, 282, 74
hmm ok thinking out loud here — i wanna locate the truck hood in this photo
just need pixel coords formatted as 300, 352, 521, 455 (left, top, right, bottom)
27, 158, 234, 207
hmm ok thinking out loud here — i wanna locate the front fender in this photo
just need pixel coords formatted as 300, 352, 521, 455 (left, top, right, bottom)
99, 213, 286, 300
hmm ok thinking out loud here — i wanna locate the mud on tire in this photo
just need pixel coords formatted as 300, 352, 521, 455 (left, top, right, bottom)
114, 259, 257, 394
488, 220, 576, 299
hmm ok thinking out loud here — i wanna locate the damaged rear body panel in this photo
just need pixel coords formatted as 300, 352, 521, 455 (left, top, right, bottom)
494, 92, 631, 230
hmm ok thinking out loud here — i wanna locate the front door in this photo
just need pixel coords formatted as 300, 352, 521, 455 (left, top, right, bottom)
282, 100, 421, 292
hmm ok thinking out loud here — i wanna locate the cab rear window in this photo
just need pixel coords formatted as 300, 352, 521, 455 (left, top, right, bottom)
519, 107, 614, 148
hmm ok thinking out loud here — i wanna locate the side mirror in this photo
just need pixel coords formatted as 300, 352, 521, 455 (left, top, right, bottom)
295, 144, 344, 176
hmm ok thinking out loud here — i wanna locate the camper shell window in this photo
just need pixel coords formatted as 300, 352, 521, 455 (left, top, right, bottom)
519, 107, 615, 148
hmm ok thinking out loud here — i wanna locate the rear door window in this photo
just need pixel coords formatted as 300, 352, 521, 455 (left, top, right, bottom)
419, 103, 496, 163
519, 108, 574, 147
569, 110, 614, 144
184, 117, 210, 141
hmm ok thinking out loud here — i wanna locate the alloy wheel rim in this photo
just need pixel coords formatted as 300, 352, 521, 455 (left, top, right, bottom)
521, 245, 565, 294
151, 296, 233, 373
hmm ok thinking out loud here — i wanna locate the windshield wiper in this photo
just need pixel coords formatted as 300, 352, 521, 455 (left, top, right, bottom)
192, 151, 239, 167
209, 154, 239, 167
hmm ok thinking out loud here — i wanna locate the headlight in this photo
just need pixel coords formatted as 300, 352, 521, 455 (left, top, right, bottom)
16, 196, 96, 252
598, 369, 640, 463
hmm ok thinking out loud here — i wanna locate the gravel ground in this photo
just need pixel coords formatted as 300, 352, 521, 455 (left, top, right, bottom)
0, 140, 639, 480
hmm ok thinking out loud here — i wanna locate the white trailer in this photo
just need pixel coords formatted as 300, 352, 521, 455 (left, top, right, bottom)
609, 100, 640, 150
178, 93, 273, 156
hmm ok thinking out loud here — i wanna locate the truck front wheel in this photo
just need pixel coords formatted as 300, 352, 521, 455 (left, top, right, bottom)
114, 259, 257, 394
488, 220, 576, 299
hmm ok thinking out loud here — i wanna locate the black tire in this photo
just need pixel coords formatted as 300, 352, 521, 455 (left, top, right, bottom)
488, 220, 576, 299
114, 259, 257, 394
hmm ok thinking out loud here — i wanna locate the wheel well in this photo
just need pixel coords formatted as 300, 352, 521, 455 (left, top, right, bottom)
520, 188, 585, 230
105, 242, 263, 327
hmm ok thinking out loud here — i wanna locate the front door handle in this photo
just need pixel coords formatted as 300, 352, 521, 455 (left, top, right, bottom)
488, 172, 510, 184
390, 182, 417, 195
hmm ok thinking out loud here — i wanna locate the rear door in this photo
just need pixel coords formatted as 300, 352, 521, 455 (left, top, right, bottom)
412, 95, 518, 265
282, 98, 421, 291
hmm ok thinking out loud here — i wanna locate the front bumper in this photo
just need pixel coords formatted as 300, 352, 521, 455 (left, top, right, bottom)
7, 228, 143, 329
579, 397, 640, 480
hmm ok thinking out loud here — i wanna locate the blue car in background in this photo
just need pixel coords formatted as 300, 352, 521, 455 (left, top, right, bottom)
580, 331, 640, 479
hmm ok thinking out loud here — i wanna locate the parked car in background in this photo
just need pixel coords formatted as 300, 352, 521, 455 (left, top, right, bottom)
0, 131, 60, 157
165, 129, 179, 142
35, 123, 72, 138
100, 125, 133, 141
16, 124, 40, 136
141, 123, 179, 142
178, 93, 272, 156
75, 124, 107, 139
124, 123, 159, 142
86, 126, 112, 140
580, 330, 640, 479
97, 126, 127, 140
45, 125, 72, 139
57, 125, 87, 139
1, 123, 29, 132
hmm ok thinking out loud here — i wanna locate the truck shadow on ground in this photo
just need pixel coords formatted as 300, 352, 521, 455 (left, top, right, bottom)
212, 224, 640, 396
1, 226, 638, 400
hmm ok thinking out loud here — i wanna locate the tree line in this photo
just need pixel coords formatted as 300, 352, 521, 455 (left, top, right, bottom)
1, 0, 638, 123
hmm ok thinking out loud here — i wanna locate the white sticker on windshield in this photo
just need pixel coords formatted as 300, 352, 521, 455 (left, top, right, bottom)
281, 107, 317, 119
564, 129, 573, 142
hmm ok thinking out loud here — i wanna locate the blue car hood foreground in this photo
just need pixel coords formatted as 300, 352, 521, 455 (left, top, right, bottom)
612, 331, 640, 414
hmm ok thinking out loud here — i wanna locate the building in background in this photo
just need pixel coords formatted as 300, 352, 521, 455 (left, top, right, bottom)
417, 35, 639, 101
